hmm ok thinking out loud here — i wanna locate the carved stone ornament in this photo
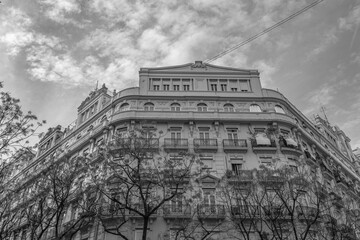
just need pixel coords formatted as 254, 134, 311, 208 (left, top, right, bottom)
191, 61, 207, 69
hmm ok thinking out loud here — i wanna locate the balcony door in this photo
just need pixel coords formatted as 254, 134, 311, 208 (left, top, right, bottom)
203, 190, 216, 213
199, 131, 210, 145
227, 129, 238, 146
171, 195, 183, 213
171, 131, 181, 145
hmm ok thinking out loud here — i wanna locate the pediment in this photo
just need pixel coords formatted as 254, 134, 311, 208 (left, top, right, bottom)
198, 174, 220, 183
140, 61, 257, 75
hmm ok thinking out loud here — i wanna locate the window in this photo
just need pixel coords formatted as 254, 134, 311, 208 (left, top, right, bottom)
183, 85, 190, 91
275, 105, 285, 114
164, 84, 170, 91
227, 129, 238, 140
153, 85, 160, 91
170, 103, 181, 111
223, 103, 234, 112
232, 163, 242, 175
220, 84, 227, 91
231, 88, 238, 92
173, 85, 180, 91
170, 129, 182, 146
203, 190, 216, 213
210, 84, 217, 91
144, 102, 154, 111
171, 131, 181, 140
199, 128, 210, 145
280, 129, 290, 137
239, 80, 250, 92
249, 104, 261, 112
200, 154, 213, 169
119, 103, 130, 112
171, 195, 183, 213
197, 103, 208, 112
259, 155, 273, 167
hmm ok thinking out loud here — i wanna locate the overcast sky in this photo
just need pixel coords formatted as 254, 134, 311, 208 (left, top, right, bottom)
0, 0, 359, 149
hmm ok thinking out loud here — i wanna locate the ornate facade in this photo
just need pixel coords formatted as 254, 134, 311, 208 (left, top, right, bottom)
8, 61, 360, 240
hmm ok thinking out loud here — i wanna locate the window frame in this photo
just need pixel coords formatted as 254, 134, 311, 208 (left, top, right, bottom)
170, 103, 181, 111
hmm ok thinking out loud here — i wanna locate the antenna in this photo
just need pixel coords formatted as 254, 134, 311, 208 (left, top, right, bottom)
320, 106, 329, 123
95, 80, 99, 91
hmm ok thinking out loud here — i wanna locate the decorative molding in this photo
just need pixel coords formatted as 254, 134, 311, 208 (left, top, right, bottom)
191, 61, 207, 69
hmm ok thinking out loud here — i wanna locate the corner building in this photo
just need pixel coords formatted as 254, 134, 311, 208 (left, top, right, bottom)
12, 61, 360, 240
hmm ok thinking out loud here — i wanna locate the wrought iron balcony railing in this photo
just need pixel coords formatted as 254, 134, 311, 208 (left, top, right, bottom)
197, 204, 226, 219
164, 138, 188, 150
163, 204, 191, 219
231, 205, 261, 218
223, 139, 248, 152
193, 139, 218, 152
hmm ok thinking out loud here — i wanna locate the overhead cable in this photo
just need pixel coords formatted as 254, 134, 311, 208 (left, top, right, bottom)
204, 0, 324, 63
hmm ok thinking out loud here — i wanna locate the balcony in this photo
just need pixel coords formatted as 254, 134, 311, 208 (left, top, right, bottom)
223, 139, 248, 153
297, 206, 320, 222
231, 205, 261, 219
193, 139, 218, 152
322, 214, 337, 228
251, 139, 277, 153
226, 170, 254, 185
163, 204, 191, 220
264, 205, 291, 220
340, 225, 357, 240
329, 191, 344, 208
197, 204, 226, 219
164, 139, 188, 151
304, 150, 319, 167
109, 138, 132, 152
128, 204, 157, 219
279, 138, 303, 157
134, 138, 159, 152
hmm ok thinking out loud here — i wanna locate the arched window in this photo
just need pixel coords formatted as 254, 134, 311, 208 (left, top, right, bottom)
170, 103, 181, 111
275, 105, 285, 114
197, 103, 207, 112
223, 103, 234, 112
119, 103, 130, 112
144, 102, 154, 111
249, 104, 261, 112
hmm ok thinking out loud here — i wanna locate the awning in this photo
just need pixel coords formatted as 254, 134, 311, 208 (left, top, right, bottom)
285, 137, 298, 147
255, 133, 271, 145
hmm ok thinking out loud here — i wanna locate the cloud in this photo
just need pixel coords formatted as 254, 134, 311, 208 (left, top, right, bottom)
338, 4, 360, 30
251, 60, 277, 87
0, 7, 34, 55
306, 27, 338, 60
39, 0, 82, 25
1, 0, 323, 89
303, 84, 336, 115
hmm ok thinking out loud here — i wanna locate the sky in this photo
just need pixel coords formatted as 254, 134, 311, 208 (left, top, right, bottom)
0, 0, 359, 149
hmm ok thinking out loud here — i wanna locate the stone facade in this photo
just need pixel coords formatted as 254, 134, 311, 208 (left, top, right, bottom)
9, 62, 360, 240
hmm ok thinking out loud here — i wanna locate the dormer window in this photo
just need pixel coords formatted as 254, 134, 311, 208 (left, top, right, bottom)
197, 103, 207, 112
223, 103, 234, 112
275, 105, 285, 114
144, 102, 154, 111
119, 103, 130, 112
250, 104, 261, 112
170, 103, 181, 111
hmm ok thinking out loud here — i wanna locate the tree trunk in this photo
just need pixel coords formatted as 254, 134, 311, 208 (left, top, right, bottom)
142, 217, 149, 240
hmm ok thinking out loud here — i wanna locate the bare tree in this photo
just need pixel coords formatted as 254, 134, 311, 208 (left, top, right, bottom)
21, 156, 96, 240
222, 162, 333, 240
0, 82, 45, 240
222, 169, 270, 240
89, 128, 204, 240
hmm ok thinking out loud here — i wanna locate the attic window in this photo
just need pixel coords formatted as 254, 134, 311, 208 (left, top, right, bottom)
275, 105, 285, 114
250, 104, 262, 112
119, 103, 130, 112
